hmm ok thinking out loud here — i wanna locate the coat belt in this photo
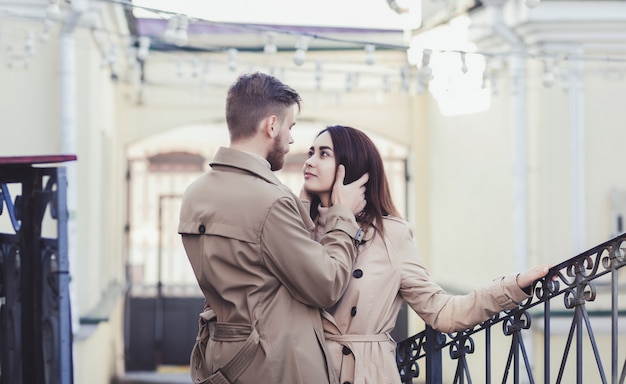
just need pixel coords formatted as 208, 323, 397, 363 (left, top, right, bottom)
209, 322, 252, 341
325, 332, 393, 343
191, 310, 259, 384
325, 332, 395, 384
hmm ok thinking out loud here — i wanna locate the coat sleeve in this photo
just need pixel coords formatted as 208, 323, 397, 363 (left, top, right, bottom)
396, 223, 530, 333
261, 196, 360, 309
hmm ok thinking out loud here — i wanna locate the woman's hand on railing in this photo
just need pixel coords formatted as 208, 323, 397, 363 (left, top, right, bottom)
516, 264, 551, 292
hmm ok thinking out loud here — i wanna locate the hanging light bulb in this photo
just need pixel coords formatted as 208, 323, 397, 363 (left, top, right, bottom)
293, 36, 309, 66
136, 36, 151, 61
416, 49, 433, 94
400, 66, 410, 92
490, 74, 499, 96
315, 61, 323, 90
100, 49, 109, 68
174, 15, 189, 47
481, 68, 489, 89
176, 59, 184, 77
191, 57, 200, 78
542, 57, 557, 88
227, 48, 238, 71
345, 72, 355, 92
525, 0, 541, 8
25, 30, 36, 56
163, 16, 179, 44
264, 33, 277, 55
460, 52, 468, 74
107, 45, 117, 70
365, 44, 375, 65
382, 75, 390, 93
46, 0, 61, 19
39, 19, 53, 43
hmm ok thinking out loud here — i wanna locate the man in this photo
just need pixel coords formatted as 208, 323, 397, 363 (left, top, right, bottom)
178, 72, 368, 384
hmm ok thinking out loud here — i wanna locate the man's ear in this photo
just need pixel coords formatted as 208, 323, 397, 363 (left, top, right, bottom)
263, 115, 279, 138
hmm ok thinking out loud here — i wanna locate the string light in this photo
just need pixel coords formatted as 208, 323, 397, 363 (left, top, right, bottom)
542, 57, 556, 87
227, 48, 238, 71
39, 19, 53, 43
162, 16, 178, 44
382, 75, 391, 92
4, 0, 625, 98
108, 45, 117, 66
525, 0, 541, 8
174, 15, 189, 47
460, 52, 468, 74
46, 0, 61, 19
293, 36, 309, 66
191, 56, 200, 78
400, 66, 410, 92
24, 30, 35, 56
315, 60, 323, 90
176, 59, 183, 77
136, 36, 150, 60
416, 49, 433, 94
345, 72, 355, 92
264, 32, 277, 55
481, 67, 489, 89
365, 44, 375, 65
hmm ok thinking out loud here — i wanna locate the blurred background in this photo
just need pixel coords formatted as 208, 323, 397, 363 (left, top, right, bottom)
1, 0, 625, 382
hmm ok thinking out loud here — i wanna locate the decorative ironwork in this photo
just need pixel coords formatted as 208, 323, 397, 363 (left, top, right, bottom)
0, 156, 75, 384
396, 232, 626, 383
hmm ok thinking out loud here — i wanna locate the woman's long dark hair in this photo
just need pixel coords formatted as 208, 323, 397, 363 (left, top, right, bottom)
309, 125, 401, 235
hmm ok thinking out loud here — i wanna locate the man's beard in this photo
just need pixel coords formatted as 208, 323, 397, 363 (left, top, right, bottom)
267, 136, 287, 171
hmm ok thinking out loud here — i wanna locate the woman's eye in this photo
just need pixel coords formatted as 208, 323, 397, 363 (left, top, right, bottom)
307, 151, 314, 158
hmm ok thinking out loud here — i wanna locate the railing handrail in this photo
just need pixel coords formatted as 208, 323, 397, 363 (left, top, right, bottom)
397, 232, 626, 383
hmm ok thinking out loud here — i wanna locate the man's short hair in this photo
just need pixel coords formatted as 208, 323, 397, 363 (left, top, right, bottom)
226, 72, 302, 142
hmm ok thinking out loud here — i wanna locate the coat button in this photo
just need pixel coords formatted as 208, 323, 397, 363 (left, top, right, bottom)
351, 306, 357, 317
198, 224, 206, 234
342, 346, 351, 355
352, 269, 363, 278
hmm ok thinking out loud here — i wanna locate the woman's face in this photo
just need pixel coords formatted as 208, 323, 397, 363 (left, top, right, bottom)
303, 131, 337, 203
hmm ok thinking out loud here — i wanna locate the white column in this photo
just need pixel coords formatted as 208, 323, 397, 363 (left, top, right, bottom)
569, 46, 586, 252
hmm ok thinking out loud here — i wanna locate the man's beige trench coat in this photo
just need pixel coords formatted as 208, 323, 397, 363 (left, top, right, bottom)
178, 147, 360, 384
316, 213, 532, 384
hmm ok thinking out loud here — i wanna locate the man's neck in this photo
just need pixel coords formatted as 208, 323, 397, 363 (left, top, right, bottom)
230, 143, 270, 169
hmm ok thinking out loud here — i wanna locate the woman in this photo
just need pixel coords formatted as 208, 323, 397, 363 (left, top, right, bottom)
301, 125, 549, 384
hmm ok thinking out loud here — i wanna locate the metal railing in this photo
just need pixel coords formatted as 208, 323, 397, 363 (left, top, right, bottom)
396, 232, 626, 383
0, 156, 75, 384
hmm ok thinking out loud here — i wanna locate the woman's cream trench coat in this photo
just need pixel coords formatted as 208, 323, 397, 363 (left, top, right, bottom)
178, 147, 361, 384
317, 213, 531, 384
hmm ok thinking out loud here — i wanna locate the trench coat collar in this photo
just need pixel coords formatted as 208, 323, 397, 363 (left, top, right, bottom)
210, 146, 282, 186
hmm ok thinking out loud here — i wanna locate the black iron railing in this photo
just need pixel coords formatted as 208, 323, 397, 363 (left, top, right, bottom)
0, 156, 75, 384
397, 232, 626, 384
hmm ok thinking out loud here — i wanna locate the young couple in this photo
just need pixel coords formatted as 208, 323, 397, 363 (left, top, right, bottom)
178, 71, 549, 384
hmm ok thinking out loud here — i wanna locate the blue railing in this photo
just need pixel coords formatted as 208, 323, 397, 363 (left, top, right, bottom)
397, 232, 626, 383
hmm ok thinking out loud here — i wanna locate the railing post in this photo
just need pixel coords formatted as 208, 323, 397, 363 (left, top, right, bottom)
425, 325, 442, 384
0, 155, 76, 384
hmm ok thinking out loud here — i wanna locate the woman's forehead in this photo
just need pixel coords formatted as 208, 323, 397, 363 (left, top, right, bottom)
313, 131, 333, 147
